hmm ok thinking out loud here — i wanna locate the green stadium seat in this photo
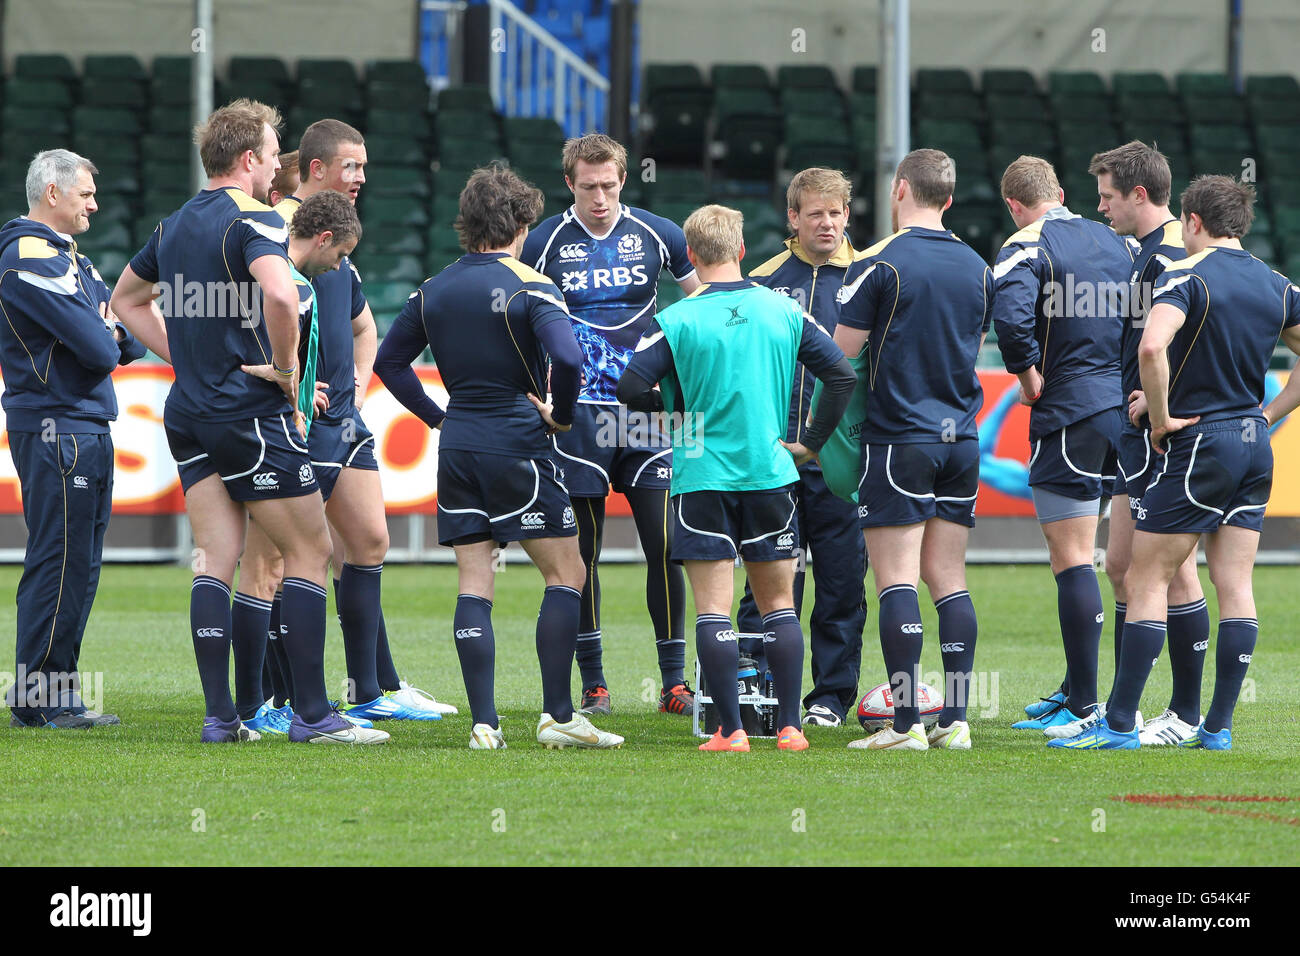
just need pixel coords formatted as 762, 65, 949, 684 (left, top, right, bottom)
77, 137, 139, 165
141, 160, 189, 186
6, 78, 73, 109
946, 205, 1002, 262
989, 119, 1056, 152
916, 69, 974, 94
435, 108, 501, 145
2, 131, 65, 162
1188, 123, 1253, 153
3, 105, 70, 136
84, 55, 147, 81
1250, 98, 1300, 124
364, 164, 431, 199
1120, 121, 1186, 155
953, 172, 998, 205
776, 65, 838, 91
1176, 73, 1235, 97
151, 56, 191, 81
364, 281, 418, 317
731, 199, 784, 234
229, 56, 291, 86
710, 64, 770, 90
74, 106, 142, 136
848, 91, 876, 118
1190, 148, 1249, 176
95, 163, 141, 195
781, 87, 846, 119
14, 54, 74, 80
914, 91, 981, 120
366, 254, 425, 284
361, 195, 429, 228
503, 116, 565, 152
367, 109, 433, 140
982, 69, 1038, 94
916, 119, 983, 151
365, 60, 426, 87
81, 79, 147, 110
642, 87, 712, 165
644, 63, 705, 99
714, 86, 779, 121
1266, 181, 1300, 208
1246, 75, 1300, 99
715, 117, 782, 180
1263, 150, 1300, 180
82, 220, 132, 250
849, 115, 876, 164
366, 80, 430, 113
1115, 92, 1184, 123
1257, 126, 1300, 155
645, 167, 709, 201
985, 93, 1050, 122
437, 85, 494, 113
1283, 253, 1300, 279
1049, 93, 1114, 124
219, 79, 291, 111
297, 58, 357, 86
149, 75, 190, 108
361, 224, 425, 257
1113, 73, 1171, 97
1056, 121, 1120, 152
852, 66, 878, 93
1242, 233, 1275, 263
1048, 71, 1106, 95
90, 194, 134, 226
364, 134, 428, 167
437, 138, 506, 169
785, 142, 856, 177
1181, 94, 1245, 124
297, 79, 363, 113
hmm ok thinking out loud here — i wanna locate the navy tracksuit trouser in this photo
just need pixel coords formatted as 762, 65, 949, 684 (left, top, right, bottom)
7, 430, 113, 724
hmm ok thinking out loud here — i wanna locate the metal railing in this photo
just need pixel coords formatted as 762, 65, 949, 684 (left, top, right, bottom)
485, 0, 608, 136
418, 0, 468, 90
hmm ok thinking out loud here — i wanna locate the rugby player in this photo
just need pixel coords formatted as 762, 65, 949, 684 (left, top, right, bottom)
617, 204, 855, 752
833, 149, 992, 751
521, 134, 700, 716
1054, 175, 1299, 750
111, 99, 387, 744
374, 163, 624, 750
1081, 141, 1209, 745
741, 167, 867, 729
239, 119, 453, 729
991, 156, 1134, 739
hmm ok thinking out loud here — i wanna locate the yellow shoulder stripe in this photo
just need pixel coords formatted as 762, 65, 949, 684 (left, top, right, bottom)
273, 196, 301, 225
1161, 248, 1213, 273
1001, 219, 1045, 249
499, 255, 552, 285
17, 236, 57, 260
1162, 220, 1184, 249
227, 187, 274, 213
853, 228, 908, 261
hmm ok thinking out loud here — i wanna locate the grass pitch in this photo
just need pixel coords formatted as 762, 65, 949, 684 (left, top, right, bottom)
1, 563, 1296, 866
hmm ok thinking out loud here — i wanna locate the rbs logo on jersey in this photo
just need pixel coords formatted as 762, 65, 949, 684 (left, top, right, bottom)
562, 265, 650, 293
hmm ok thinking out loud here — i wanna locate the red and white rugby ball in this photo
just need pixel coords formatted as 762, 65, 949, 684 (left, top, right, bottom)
857, 681, 944, 732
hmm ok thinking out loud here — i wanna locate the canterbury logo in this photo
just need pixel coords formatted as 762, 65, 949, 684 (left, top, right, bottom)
1095, 613, 1105, 623
776, 533, 794, 549
901, 623, 923, 635
72, 476, 88, 488
455, 627, 483, 640
558, 243, 588, 260
253, 472, 278, 489
939, 642, 965, 652
715, 629, 738, 643
1193, 640, 1209, 651
521, 512, 545, 528
196, 628, 224, 638
1238, 654, 1252, 663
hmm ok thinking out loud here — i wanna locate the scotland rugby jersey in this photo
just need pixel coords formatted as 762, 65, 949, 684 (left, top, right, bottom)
275, 195, 367, 425
991, 206, 1133, 440
1124, 219, 1183, 403
387, 252, 575, 458
1151, 247, 1300, 422
837, 227, 993, 444
521, 204, 694, 403
129, 187, 292, 421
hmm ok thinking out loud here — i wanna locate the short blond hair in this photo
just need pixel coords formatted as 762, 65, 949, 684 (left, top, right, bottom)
1000, 155, 1061, 207
683, 204, 744, 266
561, 133, 628, 181
786, 167, 852, 215
194, 98, 281, 178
